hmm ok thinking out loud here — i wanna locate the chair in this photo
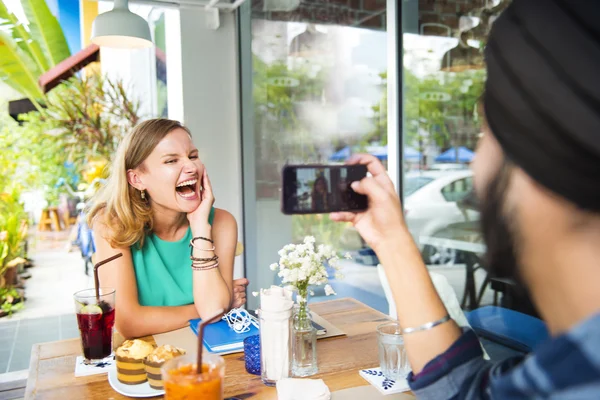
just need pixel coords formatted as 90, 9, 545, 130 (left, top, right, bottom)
377, 264, 490, 359
76, 217, 96, 276
235, 241, 244, 257
466, 306, 549, 353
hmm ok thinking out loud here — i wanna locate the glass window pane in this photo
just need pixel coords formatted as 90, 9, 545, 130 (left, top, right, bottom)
246, 0, 390, 311
402, 0, 507, 310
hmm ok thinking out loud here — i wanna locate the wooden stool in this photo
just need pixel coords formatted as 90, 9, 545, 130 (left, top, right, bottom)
38, 209, 53, 231
49, 207, 63, 231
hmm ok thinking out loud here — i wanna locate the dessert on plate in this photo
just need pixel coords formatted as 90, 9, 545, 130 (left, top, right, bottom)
115, 339, 155, 385
144, 344, 186, 390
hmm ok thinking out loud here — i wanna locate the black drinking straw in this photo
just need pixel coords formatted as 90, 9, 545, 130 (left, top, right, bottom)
197, 308, 225, 374
93, 253, 123, 301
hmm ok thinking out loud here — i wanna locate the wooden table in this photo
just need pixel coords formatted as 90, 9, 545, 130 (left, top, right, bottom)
25, 298, 401, 399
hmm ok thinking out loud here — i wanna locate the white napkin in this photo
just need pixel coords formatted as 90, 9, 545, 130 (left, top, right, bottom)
277, 378, 331, 400
359, 367, 411, 395
260, 285, 294, 382
74, 356, 115, 377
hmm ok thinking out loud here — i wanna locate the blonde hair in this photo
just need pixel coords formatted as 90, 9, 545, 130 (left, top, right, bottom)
87, 119, 191, 248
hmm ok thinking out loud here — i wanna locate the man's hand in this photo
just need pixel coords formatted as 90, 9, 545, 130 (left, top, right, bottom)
330, 154, 409, 252
232, 278, 249, 308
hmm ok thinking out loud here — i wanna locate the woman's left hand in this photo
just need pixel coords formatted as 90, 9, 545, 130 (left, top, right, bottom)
187, 168, 215, 230
232, 278, 249, 308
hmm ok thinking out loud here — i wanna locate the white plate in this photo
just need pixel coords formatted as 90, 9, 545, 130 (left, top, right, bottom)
108, 368, 165, 398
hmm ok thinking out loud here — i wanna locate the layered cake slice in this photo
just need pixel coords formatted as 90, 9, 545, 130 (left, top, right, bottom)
144, 344, 186, 390
115, 339, 155, 385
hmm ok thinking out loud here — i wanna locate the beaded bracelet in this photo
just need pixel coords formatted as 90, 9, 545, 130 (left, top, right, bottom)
191, 236, 214, 245
191, 261, 219, 271
190, 255, 219, 263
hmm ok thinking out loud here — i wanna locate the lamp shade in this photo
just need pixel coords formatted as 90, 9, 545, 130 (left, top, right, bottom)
91, 0, 153, 49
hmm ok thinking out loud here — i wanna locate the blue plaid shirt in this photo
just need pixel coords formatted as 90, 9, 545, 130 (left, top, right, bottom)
408, 313, 600, 399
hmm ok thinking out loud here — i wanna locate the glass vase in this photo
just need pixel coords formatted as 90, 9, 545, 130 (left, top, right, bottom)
291, 300, 318, 377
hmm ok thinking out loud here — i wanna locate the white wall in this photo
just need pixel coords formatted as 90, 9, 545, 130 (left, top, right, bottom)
179, 7, 244, 278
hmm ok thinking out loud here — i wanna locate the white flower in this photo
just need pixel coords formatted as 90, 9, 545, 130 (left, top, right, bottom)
304, 236, 316, 245
297, 294, 306, 304
252, 291, 259, 297
269, 263, 278, 271
324, 284, 337, 296
310, 290, 315, 296
335, 272, 345, 280
344, 252, 352, 260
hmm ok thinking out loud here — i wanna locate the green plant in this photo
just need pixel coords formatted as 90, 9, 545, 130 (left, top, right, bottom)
0, 0, 70, 104
0, 286, 24, 316
11, 73, 140, 201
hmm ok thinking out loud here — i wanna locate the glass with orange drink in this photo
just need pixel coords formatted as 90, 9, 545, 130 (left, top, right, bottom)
161, 353, 225, 400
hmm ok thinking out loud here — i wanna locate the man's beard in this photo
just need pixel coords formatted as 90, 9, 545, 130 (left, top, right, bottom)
479, 160, 522, 284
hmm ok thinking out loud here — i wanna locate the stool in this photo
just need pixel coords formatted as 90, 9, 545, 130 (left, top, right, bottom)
39, 209, 53, 231
63, 212, 78, 228
39, 207, 63, 231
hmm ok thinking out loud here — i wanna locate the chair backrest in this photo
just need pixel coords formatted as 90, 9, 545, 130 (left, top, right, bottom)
235, 241, 244, 257
377, 264, 489, 359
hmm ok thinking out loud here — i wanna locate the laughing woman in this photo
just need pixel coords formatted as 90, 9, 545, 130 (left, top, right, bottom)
88, 119, 246, 338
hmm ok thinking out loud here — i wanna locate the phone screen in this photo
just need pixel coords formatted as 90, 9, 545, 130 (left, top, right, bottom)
281, 165, 368, 215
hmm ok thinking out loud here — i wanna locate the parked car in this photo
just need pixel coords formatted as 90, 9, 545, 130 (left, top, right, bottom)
428, 163, 470, 171
404, 170, 479, 265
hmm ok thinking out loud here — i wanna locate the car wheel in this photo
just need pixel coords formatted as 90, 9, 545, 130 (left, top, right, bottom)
422, 245, 458, 266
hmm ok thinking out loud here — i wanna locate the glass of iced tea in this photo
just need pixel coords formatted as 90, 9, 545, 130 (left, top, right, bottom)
73, 288, 116, 364
162, 353, 225, 400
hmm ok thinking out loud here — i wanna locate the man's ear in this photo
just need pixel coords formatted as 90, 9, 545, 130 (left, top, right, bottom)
126, 169, 144, 191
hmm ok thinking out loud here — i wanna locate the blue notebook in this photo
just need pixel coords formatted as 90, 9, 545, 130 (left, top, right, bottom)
189, 319, 259, 353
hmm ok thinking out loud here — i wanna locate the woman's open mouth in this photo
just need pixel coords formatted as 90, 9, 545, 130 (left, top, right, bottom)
176, 178, 198, 199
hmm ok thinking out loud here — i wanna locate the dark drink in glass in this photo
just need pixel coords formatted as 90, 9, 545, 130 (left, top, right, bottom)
74, 288, 116, 364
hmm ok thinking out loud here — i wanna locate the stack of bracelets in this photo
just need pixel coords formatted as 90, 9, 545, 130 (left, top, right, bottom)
189, 236, 219, 271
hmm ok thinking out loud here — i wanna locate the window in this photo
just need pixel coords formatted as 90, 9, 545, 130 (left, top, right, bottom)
441, 177, 473, 203
402, 0, 507, 310
243, 0, 392, 311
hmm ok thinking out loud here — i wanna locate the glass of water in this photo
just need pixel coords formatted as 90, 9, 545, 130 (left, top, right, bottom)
377, 322, 410, 381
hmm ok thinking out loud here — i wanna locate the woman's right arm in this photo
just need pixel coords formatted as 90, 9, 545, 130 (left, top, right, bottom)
93, 221, 199, 339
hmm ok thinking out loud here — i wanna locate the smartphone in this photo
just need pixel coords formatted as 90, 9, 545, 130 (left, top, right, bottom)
281, 164, 368, 215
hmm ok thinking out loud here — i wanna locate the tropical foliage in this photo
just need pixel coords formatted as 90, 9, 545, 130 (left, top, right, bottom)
0, 0, 71, 104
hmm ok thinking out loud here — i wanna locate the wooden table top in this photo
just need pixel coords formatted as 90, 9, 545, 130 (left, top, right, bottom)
25, 298, 398, 399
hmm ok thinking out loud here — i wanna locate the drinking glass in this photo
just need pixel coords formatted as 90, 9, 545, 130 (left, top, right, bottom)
377, 321, 410, 381
73, 288, 116, 364
162, 353, 225, 400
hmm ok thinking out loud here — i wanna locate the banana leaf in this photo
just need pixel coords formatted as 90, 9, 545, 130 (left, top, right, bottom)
0, 0, 49, 72
0, 30, 44, 101
20, 0, 70, 67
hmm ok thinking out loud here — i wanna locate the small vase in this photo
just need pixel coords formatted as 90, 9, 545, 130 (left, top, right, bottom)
291, 300, 318, 377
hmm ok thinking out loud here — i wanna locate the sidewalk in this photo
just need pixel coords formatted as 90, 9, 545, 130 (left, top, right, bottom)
0, 230, 93, 374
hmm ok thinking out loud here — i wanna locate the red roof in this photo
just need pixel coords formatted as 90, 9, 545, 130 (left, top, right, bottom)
38, 44, 100, 93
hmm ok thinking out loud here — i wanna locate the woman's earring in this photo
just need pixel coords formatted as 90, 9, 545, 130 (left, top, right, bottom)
199, 186, 204, 192
140, 189, 146, 200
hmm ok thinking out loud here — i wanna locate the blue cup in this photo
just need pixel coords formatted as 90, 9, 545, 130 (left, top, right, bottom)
243, 334, 261, 375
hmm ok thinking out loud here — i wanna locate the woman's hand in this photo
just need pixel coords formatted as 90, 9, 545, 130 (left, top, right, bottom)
187, 168, 215, 230
330, 154, 409, 251
232, 278, 249, 308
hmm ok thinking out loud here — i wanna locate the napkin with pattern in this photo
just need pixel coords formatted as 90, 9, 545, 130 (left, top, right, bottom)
74, 355, 115, 377
359, 367, 411, 395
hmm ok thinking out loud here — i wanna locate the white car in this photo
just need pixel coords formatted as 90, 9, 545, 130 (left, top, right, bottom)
404, 170, 479, 265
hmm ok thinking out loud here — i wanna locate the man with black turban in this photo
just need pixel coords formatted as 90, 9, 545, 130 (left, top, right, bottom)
330, 0, 600, 398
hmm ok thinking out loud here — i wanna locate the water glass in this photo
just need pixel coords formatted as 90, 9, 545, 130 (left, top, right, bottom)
377, 321, 410, 381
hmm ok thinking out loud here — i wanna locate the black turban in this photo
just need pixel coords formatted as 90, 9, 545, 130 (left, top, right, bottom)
484, 0, 600, 211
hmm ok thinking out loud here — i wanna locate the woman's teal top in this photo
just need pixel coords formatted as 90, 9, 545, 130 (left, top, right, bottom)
131, 208, 215, 306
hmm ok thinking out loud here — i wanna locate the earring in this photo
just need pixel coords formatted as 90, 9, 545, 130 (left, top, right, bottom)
140, 189, 146, 200
199, 186, 204, 192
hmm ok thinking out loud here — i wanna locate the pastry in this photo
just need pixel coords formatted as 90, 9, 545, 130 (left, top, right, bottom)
144, 344, 186, 390
115, 339, 155, 385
